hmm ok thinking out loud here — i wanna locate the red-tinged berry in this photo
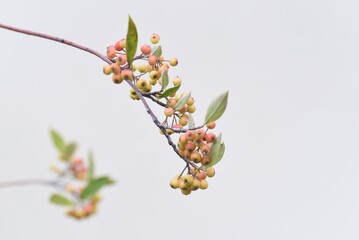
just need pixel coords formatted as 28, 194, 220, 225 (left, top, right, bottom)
140, 44, 152, 55
206, 122, 216, 129
115, 41, 123, 51
107, 45, 116, 58
117, 55, 127, 65
121, 69, 133, 80
205, 133, 216, 143
185, 130, 196, 141
164, 107, 174, 117
148, 55, 157, 66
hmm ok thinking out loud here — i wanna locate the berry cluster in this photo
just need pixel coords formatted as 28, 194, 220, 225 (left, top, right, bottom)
102, 17, 227, 196
170, 166, 215, 195
49, 130, 114, 219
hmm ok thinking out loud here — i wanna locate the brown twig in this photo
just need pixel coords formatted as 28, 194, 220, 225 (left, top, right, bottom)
0, 22, 198, 169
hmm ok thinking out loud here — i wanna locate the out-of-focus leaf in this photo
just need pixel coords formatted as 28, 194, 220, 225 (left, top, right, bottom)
50, 130, 65, 152
49, 194, 73, 206
80, 176, 115, 200
204, 91, 229, 124
87, 151, 95, 182
126, 15, 138, 64
60, 142, 77, 161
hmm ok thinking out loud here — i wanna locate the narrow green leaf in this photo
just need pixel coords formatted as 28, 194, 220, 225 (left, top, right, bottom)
126, 15, 138, 64
87, 151, 95, 182
160, 69, 169, 91
204, 91, 229, 124
49, 194, 73, 206
174, 92, 191, 111
50, 130, 65, 152
160, 85, 180, 98
60, 142, 77, 161
202, 134, 225, 169
80, 176, 115, 200
188, 114, 195, 129
151, 45, 162, 57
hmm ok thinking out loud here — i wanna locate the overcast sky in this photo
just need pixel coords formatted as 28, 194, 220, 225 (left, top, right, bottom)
1, 0, 359, 239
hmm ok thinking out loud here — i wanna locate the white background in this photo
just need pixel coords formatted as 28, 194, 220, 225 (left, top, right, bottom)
1, 0, 359, 239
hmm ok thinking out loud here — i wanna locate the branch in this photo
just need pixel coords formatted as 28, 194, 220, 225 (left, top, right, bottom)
0, 179, 59, 188
0, 23, 197, 169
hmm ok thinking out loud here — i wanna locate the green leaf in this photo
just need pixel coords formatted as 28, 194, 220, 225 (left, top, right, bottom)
50, 130, 65, 152
202, 134, 225, 169
160, 69, 169, 91
174, 92, 191, 111
204, 91, 229, 124
160, 85, 180, 98
60, 142, 77, 161
80, 176, 115, 200
87, 151, 95, 182
151, 45, 162, 57
49, 194, 73, 206
126, 15, 138, 64
188, 114, 195, 129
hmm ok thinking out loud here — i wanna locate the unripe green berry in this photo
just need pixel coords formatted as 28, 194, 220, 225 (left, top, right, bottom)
138, 64, 147, 73
131, 64, 137, 72
181, 189, 192, 195
149, 78, 157, 85
206, 167, 215, 178
119, 39, 126, 49
164, 107, 174, 117
187, 105, 196, 113
150, 33, 160, 44
183, 175, 194, 186
200, 180, 209, 190
172, 76, 182, 86
169, 57, 178, 66
187, 97, 194, 106
179, 116, 188, 126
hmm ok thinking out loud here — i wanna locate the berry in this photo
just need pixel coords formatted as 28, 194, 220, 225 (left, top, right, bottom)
181, 189, 192, 195
138, 64, 147, 73
119, 39, 126, 49
169, 57, 178, 66
201, 155, 211, 165
170, 178, 180, 189
183, 175, 194, 186
186, 97, 194, 106
117, 55, 127, 65
200, 180, 208, 190
136, 79, 147, 89
179, 116, 188, 126
111, 63, 120, 74
164, 107, 174, 117
106, 45, 116, 58
206, 122, 216, 129
187, 105, 196, 113
185, 130, 196, 141
115, 41, 123, 51
190, 152, 202, 163
112, 74, 123, 84
150, 33, 160, 44
149, 70, 159, 80
172, 76, 182, 86
179, 134, 188, 144
191, 179, 201, 191
196, 171, 207, 181
148, 55, 157, 66
149, 78, 157, 85
103, 65, 112, 75
140, 44, 152, 55
120, 70, 133, 80
205, 133, 216, 143
206, 167, 215, 178
196, 129, 206, 140
167, 98, 176, 108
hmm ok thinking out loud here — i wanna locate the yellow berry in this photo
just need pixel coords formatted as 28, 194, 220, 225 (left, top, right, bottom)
200, 180, 208, 189
206, 167, 215, 178
169, 57, 178, 66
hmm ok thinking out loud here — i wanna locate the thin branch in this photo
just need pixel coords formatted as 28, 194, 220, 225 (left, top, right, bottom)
143, 94, 167, 107
0, 179, 58, 188
0, 23, 198, 169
